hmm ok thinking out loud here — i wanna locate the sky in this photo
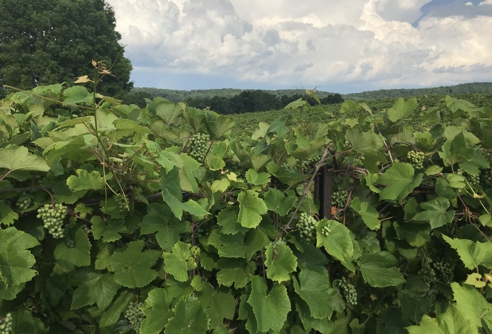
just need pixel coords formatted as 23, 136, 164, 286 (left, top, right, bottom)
105, 0, 492, 93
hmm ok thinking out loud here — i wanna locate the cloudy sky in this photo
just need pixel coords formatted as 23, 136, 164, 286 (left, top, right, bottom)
105, 0, 492, 93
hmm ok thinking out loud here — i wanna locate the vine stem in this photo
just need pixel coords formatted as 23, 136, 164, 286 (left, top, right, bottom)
285, 145, 331, 228
374, 123, 394, 164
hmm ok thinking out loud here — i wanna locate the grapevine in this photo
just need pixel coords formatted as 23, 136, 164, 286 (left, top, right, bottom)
265, 237, 286, 251
336, 277, 358, 306
36, 203, 68, 239
124, 302, 145, 333
407, 150, 425, 169
16, 192, 33, 210
297, 213, 317, 243
300, 154, 320, 174
115, 193, 129, 211
332, 190, 349, 209
418, 264, 437, 286
464, 172, 480, 190
432, 258, 455, 284
189, 132, 210, 161
0, 313, 12, 334
480, 169, 492, 189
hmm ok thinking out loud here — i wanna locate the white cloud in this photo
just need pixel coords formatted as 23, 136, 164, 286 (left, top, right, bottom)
106, 0, 492, 91
479, 0, 492, 5
465, 2, 473, 6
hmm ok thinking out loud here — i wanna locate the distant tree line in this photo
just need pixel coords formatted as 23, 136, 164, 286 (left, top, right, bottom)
344, 82, 492, 101
123, 89, 344, 113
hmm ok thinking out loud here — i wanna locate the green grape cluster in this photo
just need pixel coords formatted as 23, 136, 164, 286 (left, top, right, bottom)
0, 313, 12, 334
193, 227, 204, 239
432, 259, 455, 283
189, 133, 210, 161
465, 173, 480, 189
265, 237, 286, 251
337, 277, 358, 305
82, 225, 91, 235
16, 192, 33, 210
332, 190, 349, 209
115, 193, 128, 211
281, 162, 296, 173
297, 213, 318, 243
480, 169, 492, 189
65, 236, 75, 248
321, 225, 331, 237
37, 203, 68, 239
124, 302, 145, 333
407, 150, 425, 169
301, 155, 320, 173
418, 264, 436, 286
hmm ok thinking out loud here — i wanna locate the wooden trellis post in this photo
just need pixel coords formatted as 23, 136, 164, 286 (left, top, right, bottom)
315, 165, 333, 220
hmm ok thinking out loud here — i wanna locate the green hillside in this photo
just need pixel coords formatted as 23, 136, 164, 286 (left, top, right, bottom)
132, 82, 492, 103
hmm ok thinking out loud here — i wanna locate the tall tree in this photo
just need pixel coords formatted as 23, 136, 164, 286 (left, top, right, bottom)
0, 0, 133, 98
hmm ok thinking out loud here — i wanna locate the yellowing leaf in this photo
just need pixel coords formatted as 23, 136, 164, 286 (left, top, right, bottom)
74, 75, 92, 83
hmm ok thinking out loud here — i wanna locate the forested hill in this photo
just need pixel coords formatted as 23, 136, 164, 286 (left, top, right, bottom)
130, 87, 339, 102
131, 81, 492, 103
124, 82, 492, 113
344, 82, 492, 100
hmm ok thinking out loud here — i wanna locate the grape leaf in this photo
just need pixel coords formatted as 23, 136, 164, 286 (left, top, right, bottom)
54, 227, 91, 271
351, 197, 380, 230
205, 114, 235, 139
464, 273, 486, 288
163, 242, 195, 282
99, 290, 135, 328
217, 207, 248, 235
216, 259, 256, 288
110, 240, 160, 288
316, 219, 354, 262
207, 229, 267, 260
452, 282, 492, 330
140, 288, 174, 334
161, 167, 209, 219
237, 190, 267, 228
247, 276, 290, 333
406, 315, 444, 334
11, 309, 48, 334
358, 252, 406, 287
197, 284, 236, 328
379, 163, 423, 202
293, 269, 337, 319
141, 203, 187, 252
245, 169, 271, 186
66, 169, 104, 191
91, 216, 127, 242
70, 271, 120, 310
0, 227, 39, 286
442, 235, 492, 270
62, 86, 94, 105
155, 99, 183, 126
412, 197, 455, 229
0, 201, 18, 226
166, 297, 210, 333
0, 145, 49, 173
387, 98, 418, 122
263, 188, 296, 216
264, 243, 297, 282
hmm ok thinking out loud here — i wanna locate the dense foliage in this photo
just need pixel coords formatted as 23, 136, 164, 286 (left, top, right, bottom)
0, 0, 133, 98
1, 74, 492, 334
